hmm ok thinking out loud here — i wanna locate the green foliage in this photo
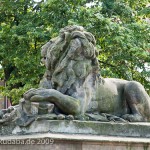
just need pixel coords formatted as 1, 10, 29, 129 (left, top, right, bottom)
0, 0, 47, 103
0, 0, 149, 104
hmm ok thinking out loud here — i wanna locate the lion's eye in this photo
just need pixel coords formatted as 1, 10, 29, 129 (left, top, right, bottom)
44, 57, 46, 60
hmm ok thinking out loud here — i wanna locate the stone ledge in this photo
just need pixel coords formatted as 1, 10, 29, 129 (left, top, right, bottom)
0, 133, 150, 144
1, 120, 148, 138
0, 133, 150, 150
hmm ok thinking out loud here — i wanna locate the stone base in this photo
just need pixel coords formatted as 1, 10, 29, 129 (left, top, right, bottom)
9, 120, 150, 138
0, 133, 150, 150
1, 120, 150, 149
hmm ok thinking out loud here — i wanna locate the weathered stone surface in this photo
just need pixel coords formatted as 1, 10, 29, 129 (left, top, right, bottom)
0, 123, 16, 135
1, 120, 150, 138
0, 133, 150, 150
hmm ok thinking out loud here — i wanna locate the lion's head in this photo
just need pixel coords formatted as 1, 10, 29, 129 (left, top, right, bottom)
41, 25, 100, 98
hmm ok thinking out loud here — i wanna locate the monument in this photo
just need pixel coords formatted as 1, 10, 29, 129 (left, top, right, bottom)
0, 25, 150, 149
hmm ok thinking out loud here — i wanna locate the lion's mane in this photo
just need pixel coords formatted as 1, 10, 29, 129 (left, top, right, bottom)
43, 25, 100, 98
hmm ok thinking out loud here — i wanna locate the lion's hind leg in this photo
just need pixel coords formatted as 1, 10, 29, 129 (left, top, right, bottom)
122, 81, 150, 122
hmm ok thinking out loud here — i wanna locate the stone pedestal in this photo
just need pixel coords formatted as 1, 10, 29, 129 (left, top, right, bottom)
0, 120, 150, 150
7, 120, 150, 138
0, 133, 150, 150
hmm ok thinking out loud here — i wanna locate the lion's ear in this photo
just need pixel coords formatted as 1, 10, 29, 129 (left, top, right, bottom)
71, 31, 96, 46
71, 31, 86, 39
83, 32, 96, 45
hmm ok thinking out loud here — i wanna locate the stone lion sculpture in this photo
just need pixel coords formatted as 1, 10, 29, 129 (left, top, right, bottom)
1, 25, 150, 125
23, 25, 150, 122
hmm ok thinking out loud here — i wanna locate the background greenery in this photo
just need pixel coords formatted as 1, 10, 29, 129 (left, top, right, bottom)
0, 0, 150, 104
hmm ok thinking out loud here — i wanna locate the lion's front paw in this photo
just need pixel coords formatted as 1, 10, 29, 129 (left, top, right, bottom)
23, 88, 37, 100
122, 114, 144, 122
